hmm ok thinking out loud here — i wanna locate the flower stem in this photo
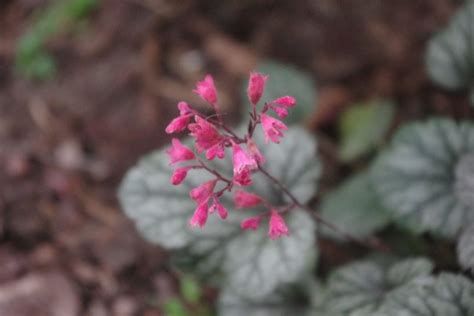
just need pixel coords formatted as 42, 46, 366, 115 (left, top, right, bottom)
257, 164, 391, 252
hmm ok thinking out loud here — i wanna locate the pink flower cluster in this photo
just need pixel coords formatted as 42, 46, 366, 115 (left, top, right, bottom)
165, 73, 296, 239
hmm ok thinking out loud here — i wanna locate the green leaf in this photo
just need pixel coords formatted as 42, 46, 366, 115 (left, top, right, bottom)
242, 60, 317, 124
338, 100, 395, 162
162, 298, 188, 316
118, 127, 321, 300
457, 222, 474, 272
322, 257, 434, 315
378, 273, 474, 316
320, 171, 392, 240
371, 118, 474, 238
180, 275, 201, 304
426, 2, 474, 93
15, 0, 99, 80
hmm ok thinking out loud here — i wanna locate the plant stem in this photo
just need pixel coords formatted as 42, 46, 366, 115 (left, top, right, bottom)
257, 165, 390, 252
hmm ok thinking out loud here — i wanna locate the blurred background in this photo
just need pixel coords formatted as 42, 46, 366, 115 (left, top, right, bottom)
0, 0, 472, 315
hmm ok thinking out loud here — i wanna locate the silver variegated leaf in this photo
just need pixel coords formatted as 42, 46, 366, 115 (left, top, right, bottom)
426, 2, 474, 94
378, 273, 474, 316
323, 257, 434, 315
371, 119, 474, 238
118, 127, 321, 299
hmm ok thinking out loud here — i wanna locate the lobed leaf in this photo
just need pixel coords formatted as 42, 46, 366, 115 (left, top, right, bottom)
457, 222, 474, 272
378, 273, 474, 316
322, 257, 434, 315
371, 118, 474, 238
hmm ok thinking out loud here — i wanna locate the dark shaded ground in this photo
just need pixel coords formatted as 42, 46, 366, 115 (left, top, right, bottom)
0, 0, 472, 315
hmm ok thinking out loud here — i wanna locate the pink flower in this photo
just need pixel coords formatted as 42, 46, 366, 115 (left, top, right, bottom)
190, 179, 217, 204
166, 138, 195, 164
241, 216, 262, 230
188, 116, 223, 153
260, 113, 288, 144
209, 197, 228, 219
189, 202, 209, 227
233, 169, 252, 186
165, 102, 194, 134
270, 105, 288, 119
170, 167, 190, 185
246, 138, 265, 164
247, 72, 268, 105
194, 74, 217, 105
178, 101, 193, 115
232, 142, 257, 186
165, 115, 192, 134
206, 142, 225, 160
234, 190, 263, 208
268, 210, 289, 240
271, 96, 296, 108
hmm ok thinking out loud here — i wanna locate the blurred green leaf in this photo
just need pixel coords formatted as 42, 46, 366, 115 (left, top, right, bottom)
180, 275, 202, 304
320, 171, 392, 241
15, 0, 99, 80
163, 298, 188, 316
339, 100, 395, 162
241, 60, 318, 125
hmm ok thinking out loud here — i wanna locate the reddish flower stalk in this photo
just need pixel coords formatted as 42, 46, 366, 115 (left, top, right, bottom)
164, 73, 389, 251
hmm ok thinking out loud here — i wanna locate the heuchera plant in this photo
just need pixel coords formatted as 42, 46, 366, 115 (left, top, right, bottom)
165, 73, 296, 239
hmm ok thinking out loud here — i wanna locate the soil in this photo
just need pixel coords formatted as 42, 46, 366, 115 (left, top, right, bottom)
0, 0, 471, 315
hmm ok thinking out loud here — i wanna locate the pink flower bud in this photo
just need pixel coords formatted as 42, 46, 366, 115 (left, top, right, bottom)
268, 210, 289, 240
210, 197, 228, 220
166, 138, 195, 164
246, 138, 265, 164
241, 216, 262, 230
178, 101, 192, 115
170, 167, 189, 185
272, 96, 296, 108
189, 202, 209, 228
165, 115, 192, 134
194, 74, 218, 105
260, 114, 288, 144
270, 105, 288, 119
190, 180, 217, 204
247, 72, 268, 105
234, 190, 263, 208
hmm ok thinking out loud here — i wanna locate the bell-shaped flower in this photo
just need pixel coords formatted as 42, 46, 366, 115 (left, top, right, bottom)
188, 116, 223, 154
232, 142, 257, 186
166, 138, 195, 164
271, 96, 296, 108
241, 216, 262, 231
234, 190, 263, 208
189, 202, 209, 228
189, 179, 217, 204
260, 113, 288, 144
209, 197, 228, 220
194, 74, 218, 105
268, 210, 289, 240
